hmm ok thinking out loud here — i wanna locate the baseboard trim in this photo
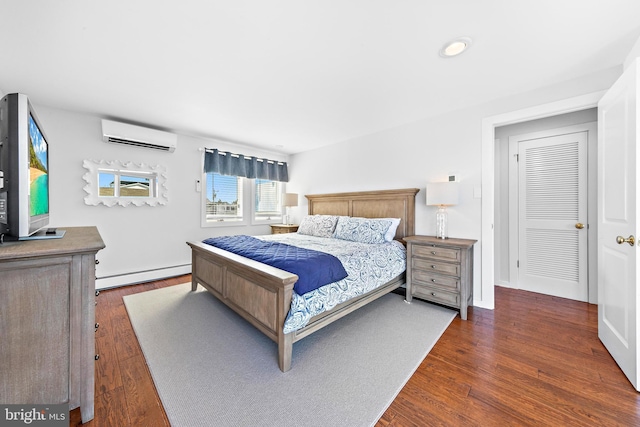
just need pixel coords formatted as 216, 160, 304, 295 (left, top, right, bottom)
96, 264, 192, 290
496, 281, 517, 289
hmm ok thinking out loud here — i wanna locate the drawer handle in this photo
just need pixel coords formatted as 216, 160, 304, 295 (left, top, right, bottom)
431, 251, 437, 255
431, 279, 437, 283
431, 292, 436, 296
431, 265, 436, 269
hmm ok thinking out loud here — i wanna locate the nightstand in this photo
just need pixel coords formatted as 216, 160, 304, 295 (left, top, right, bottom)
270, 224, 299, 234
404, 235, 477, 320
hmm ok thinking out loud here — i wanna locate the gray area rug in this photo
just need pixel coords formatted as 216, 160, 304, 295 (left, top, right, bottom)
123, 283, 456, 427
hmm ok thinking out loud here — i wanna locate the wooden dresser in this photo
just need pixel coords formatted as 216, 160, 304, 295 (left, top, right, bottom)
404, 235, 476, 320
0, 227, 105, 423
270, 224, 299, 234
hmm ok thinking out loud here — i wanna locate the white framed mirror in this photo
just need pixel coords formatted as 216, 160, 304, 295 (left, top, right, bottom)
82, 159, 168, 207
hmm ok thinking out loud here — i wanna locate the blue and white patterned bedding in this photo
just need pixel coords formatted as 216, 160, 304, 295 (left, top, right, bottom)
258, 233, 406, 333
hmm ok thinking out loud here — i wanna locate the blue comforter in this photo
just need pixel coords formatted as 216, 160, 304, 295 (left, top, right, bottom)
202, 235, 348, 295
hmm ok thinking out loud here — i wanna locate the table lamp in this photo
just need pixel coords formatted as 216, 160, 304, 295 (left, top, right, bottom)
426, 182, 459, 239
283, 193, 298, 225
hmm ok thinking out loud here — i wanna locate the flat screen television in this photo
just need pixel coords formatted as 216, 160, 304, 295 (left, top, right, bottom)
0, 93, 55, 241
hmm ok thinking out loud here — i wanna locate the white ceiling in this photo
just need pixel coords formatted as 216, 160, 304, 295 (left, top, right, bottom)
2, 1, 639, 154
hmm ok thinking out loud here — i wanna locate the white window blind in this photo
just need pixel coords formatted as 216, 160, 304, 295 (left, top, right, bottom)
204, 173, 243, 222
254, 179, 282, 221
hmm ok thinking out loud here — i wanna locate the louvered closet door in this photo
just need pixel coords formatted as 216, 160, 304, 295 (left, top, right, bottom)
518, 132, 588, 301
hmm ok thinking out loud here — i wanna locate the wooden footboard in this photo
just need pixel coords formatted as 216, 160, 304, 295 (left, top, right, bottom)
188, 240, 404, 372
189, 187, 418, 372
188, 241, 298, 371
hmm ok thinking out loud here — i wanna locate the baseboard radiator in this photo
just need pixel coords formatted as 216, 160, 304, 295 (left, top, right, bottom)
96, 264, 191, 290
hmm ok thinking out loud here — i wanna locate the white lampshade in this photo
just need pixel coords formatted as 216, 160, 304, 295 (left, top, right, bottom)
426, 182, 459, 206
283, 193, 298, 207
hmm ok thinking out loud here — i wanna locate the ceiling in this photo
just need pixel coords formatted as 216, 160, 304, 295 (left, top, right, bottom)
2, 1, 639, 155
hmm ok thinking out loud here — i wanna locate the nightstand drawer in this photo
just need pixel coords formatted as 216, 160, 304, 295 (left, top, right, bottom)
413, 285, 460, 306
413, 258, 460, 276
413, 271, 460, 291
270, 225, 299, 234
413, 245, 460, 262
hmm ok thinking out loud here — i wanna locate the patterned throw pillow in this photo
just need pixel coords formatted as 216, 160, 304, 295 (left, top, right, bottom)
333, 217, 392, 244
297, 215, 340, 238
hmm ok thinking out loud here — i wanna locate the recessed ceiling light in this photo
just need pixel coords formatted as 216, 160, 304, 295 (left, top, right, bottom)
439, 37, 472, 58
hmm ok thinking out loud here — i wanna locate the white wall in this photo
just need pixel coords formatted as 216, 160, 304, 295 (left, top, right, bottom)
32, 105, 288, 288
288, 66, 621, 308
625, 35, 640, 70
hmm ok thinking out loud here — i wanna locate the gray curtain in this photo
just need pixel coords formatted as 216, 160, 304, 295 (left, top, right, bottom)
204, 149, 289, 182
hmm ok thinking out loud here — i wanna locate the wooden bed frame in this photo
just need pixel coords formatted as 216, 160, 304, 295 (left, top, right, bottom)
187, 188, 419, 372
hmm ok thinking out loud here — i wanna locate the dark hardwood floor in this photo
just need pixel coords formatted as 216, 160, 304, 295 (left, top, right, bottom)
70, 275, 640, 426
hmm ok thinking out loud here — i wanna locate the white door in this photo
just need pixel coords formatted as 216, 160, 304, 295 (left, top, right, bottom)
510, 129, 589, 301
598, 58, 640, 391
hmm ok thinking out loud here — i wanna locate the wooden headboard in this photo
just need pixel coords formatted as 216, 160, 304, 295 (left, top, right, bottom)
305, 188, 419, 240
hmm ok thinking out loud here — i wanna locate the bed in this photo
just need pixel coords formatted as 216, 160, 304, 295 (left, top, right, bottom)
187, 188, 419, 372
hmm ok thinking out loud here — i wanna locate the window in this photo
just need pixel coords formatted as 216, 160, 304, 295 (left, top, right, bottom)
201, 149, 288, 227
99, 172, 154, 198
82, 159, 167, 207
203, 173, 244, 223
201, 174, 285, 227
254, 179, 282, 223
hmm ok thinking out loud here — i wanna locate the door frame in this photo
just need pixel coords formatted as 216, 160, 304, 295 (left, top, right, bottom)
506, 123, 597, 303
479, 91, 605, 310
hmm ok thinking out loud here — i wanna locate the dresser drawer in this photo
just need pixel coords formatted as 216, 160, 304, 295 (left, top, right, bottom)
413, 270, 460, 291
413, 258, 460, 277
413, 245, 460, 262
413, 284, 460, 307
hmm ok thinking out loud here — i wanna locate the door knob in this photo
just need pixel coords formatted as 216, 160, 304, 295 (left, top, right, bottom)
616, 235, 635, 246
575, 223, 585, 229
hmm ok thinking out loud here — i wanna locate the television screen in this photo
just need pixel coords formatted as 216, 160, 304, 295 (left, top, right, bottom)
28, 113, 49, 218
0, 93, 56, 241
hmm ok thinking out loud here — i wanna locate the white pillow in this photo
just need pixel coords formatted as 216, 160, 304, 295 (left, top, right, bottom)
383, 218, 401, 241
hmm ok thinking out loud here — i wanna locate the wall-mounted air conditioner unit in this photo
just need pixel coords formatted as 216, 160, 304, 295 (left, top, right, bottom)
101, 119, 177, 152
